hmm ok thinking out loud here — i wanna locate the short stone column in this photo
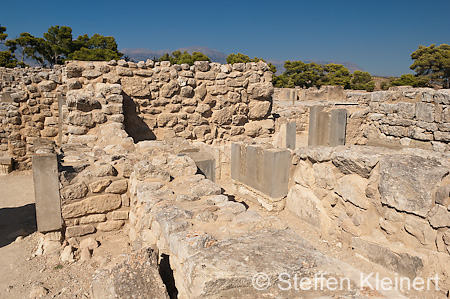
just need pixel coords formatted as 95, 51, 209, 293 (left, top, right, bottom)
32, 154, 62, 232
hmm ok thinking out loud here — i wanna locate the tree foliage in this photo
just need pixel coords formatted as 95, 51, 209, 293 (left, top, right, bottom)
410, 44, 450, 88
226, 52, 277, 73
0, 25, 18, 68
273, 60, 375, 91
158, 50, 210, 65
320, 63, 352, 88
68, 34, 122, 61
2, 25, 123, 67
5, 32, 35, 65
350, 71, 375, 91
389, 74, 429, 88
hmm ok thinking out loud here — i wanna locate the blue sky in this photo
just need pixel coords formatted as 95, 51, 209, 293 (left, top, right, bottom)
1, 0, 449, 76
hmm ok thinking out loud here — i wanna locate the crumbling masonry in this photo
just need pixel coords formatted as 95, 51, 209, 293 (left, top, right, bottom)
1, 60, 450, 298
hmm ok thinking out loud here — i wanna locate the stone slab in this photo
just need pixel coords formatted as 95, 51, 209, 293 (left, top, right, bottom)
279, 121, 296, 150
329, 109, 347, 146
32, 154, 62, 232
231, 143, 290, 199
308, 106, 325, 146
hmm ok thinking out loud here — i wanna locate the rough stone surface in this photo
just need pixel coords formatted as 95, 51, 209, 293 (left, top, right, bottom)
105, 179, 128, 194
351, 237, 423, 278
379, 154, 449, 217
62, 194, 122, 218
428, 205, 450, 228
91, 247, 169, 299
335, 174, 370, 210
65, 225, 95, 238
286, 185, 330, 232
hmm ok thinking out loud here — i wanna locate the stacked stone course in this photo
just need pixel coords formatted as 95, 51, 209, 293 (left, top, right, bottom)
0, 60, 275, 169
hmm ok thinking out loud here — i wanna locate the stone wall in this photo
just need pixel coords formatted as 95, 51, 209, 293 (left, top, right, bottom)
287, 145, 450, 289
0, 60, 275, 169
0, 67, 63, 169
273, 86, 450, 152
348, 87, 450, 152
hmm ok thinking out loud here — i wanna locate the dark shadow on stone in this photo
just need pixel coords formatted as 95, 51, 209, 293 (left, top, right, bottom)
159, 254, 178, 299
122, 92, 157, 143
0, 203, 37, 248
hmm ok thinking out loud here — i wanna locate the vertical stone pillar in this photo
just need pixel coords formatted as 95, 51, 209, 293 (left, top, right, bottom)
308, 106, 330, 146
329, 109, 347, 146
230, 143, 241, 181
263, 148, 290, 198
308, 106, 347, 146
32, 154, 62, 232
279, 122, 296, 150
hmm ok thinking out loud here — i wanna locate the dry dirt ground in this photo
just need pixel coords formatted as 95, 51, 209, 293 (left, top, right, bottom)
0, 171, 131, 299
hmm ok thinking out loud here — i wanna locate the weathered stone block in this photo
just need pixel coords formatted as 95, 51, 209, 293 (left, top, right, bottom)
65, 225, 95, 238
61, 194, 122, 219
351, 237, 423, 278
379, 155, 448, 217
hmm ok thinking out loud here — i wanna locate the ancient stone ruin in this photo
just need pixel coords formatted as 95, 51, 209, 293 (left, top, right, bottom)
1, 60, 450, 298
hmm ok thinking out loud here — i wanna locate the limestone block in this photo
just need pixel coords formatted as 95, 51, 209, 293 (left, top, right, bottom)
164, 155, 197, 178
404, 216, 436, 246
160, 81, 179, 98
105, 179, 128, 194
97, 220, 124, 232
428, 205, 450, 228
335, 174, 370, 210
351, 237, 423, 278
79, 214, 107, 224
109, 211, 129, 220
133, 161, 171, 182
91, 248, 169, 299
65, 225, 95, 238
436, 185, 450, 206
189, 179, 221, 197
211, 108, 232, 125
292, 160, 315, 188
248, 101, 271, 120
61, 182, 88, 201
379, 154, 448, 217
82, 69, 102, 79
121, 77, 150, 97
157, 113, 178, 127
37, 80, 57, 92
116, 66, 133, 76
313, 162, 337, 190
415, 102, 435, 122
62, 194, 122, 219
286, 185, 330, 234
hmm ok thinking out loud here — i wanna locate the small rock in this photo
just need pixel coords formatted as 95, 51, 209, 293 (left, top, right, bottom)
80, 247, 91, 261
29, 284, 48, 298
60, 245, 75, 262
79, 237, 99, 250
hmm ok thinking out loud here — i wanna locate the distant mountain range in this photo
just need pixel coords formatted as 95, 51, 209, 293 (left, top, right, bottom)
120, 47, 364, 74
1, 44, 365, 74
